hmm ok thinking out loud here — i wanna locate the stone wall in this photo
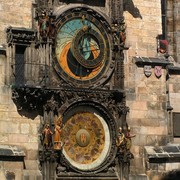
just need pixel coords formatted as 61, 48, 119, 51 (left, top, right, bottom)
124, 0, 162, 58
0, 0, 41, 179
0, 52, 41, 178
167, 0, 180, 63
0, 0, 33, 44
169, 74, 180, 144
124, 0, 180, 177
124, 0, 168, 176
169, 74, 180, 112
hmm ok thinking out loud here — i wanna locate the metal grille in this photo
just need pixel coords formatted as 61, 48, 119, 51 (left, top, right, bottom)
11, 62, 50, 87
14, 46, 25, 86
11, 45, 51, 87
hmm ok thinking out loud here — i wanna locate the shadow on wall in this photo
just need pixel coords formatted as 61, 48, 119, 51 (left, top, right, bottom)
12, 89, 44, 120
59, 0, 143, 19
160, 170, 180, 180
60, 0, 105, 7
123, 0, 142, 19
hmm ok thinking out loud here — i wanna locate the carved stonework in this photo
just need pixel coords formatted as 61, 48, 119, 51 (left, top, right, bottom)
35, 10, 56, 43
12, 87, 127, 121
12, 86, 129, 177
6, 27, 36, 46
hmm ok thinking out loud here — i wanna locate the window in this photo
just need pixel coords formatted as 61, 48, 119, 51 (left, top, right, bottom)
15, 46, 26, 86
173, 112, 180, 137
161, 0, 167, 39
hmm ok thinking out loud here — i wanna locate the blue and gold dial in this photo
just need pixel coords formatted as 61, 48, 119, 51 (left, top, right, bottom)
53, 9, 113, 87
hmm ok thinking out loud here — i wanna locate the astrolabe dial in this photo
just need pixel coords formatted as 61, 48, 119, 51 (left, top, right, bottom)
53, 8, 113, 88
61, 112, 110, 171
71, 27, 104, 69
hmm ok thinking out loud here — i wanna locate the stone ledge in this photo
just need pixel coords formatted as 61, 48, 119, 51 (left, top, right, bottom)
56, 172, 118, 180
133, 56, 172, 67
0, 144, 25, 161
168, 65, 180, 75
56, 177, 118, 180
144, 145, 180, 163
0, 45, 6, 56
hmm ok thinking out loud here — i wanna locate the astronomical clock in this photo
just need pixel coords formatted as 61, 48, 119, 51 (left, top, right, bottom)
53, 7, 114, 88
37, 2, 130, 180
48, 5, 119, 179
7, 1, 131, 179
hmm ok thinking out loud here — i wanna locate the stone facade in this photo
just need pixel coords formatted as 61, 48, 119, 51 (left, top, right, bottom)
0, 0, 179, 179
167, 0, 180, 63
0, 0, 41, 179
124, 0, 180, 178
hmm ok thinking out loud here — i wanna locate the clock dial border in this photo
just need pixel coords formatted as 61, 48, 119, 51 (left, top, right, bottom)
53, 7, 114, 88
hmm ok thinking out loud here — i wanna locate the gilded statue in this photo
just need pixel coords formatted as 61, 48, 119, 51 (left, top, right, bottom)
54, 115, 63, 150
116, 127, 126, 155
125, 126, 136, 152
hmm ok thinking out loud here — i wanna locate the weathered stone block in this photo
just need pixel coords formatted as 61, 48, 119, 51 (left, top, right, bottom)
0, 121, 20, 134
30, 124, 39, 135
23, 170, 42, 180
146, 135, 158, 146
131, 145, 144, 158
3, 161, 23, 170
147, 101, 161, 110
0, 168, 6, 180
129, 110, 147, 119
166, 163, 180, 171
22, 143, 38, 150
132, 134, 147, 146
146, 110, 166, 119
28, 135, 38, 143
129, 174, 148, 180
21, 123, 30, 134
130, 157, 146, 174
26, 150, 38, 160
131, 101, 148, 110
147, 127, 167, 135
137, 87, 148, 94
8, 134, 29, 143
126, 94, 137, 101
24, 160, 39, 170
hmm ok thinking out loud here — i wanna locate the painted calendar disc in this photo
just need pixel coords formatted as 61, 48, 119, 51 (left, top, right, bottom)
62, 112, 110, 171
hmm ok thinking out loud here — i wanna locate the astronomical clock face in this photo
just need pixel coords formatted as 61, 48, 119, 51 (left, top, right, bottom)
60, 102, 116, 172
53, 8, 113, 88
